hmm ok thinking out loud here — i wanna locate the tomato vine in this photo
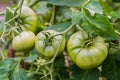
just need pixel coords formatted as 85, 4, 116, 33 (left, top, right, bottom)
0, 0, 120, 80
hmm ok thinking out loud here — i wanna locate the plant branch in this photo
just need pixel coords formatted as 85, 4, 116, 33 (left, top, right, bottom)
0, 11, 5, 16
115, 30, 120, 36
29, 0, 41, 7
17, 0, 24, 15
0, 48, 5, 59
49, 24, 75, 39
82, 0, 91, 8
49, 5, 56, 25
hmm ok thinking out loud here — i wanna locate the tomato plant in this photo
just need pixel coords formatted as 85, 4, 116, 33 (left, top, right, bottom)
0, 0, 120, 80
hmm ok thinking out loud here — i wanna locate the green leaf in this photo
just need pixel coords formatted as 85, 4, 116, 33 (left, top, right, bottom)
71, 12, 83, 25
81, 20, 100, 38
0, 77, 9, 80
54, 56, 69, 79
102, 55, 120, 80
100, 0, 112, 14
24, 53, 38, 63
0, 58, 18, 79
46, 0, 86, 7
115, 49, 120, 61
5, 7, 15, 32
12, 68, 28, 80
83, 8, 119, 40
71, 65, 100, 80
85, 0, 103, 15
56, 6, 72, 23
0, 58, 17, 72
44, 21, 71, 32
27, 72, 39, 80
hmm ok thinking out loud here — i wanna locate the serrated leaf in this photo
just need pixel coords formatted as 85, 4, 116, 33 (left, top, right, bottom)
71, 65, 100, 80
46, 0, 86, 7
5, 7, 15, 31
0, 58, 17, 72
83, 8, 119, 40
102, 55, 120, 80
85, 1, 103, 16
12, 68, 28, 80
44, 21, 71, 32
0, 58, 19, 79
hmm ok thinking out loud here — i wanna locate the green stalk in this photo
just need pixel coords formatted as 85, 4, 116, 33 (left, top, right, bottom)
82, 0, 91, 8
49, 5, 56, 25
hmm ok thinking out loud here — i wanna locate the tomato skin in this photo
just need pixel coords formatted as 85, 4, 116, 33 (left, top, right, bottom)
35, 30, 66, 58
42, 8, 52, 22
20, 6, 38, 32
12, 31, 35, 51
67, 31, 108, 70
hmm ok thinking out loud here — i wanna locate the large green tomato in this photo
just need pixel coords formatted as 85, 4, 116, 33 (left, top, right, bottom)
12, 31, 35, 51
67, 30, 108, 70
35, 30, 66, 58
19, 6, 38, 32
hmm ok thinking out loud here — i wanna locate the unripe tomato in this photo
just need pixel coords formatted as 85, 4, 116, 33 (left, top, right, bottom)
42, 8, 52, 22
20, 6, 38, 32
67, 30, 108, 70
12, 31, 35, 51
35, 30, 66, 58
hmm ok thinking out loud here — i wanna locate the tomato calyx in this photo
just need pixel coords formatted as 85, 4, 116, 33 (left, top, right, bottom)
42, 32, 54, 46
45, 38, 53, 45
84, 39, 93, 47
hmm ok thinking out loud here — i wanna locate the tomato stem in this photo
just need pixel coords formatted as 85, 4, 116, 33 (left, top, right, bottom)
29, 0, 42, 7
48, 24, 75, 39
0, 11, 5, 16
84, 39, 93, 47
76, 24, 84, 31
49, 5, 56, 25
115, 30, 120, 36
82, 0, 91, 9
0, 48, 5, 59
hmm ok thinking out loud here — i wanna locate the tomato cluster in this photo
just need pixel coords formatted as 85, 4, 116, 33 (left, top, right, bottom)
11, 6, 108, 70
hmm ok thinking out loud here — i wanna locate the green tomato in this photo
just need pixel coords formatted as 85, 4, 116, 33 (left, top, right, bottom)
35, 30, 66, 58
67, 30, 108, 70
20, 6, 38, 32
12, 31, 35, 51
42, 8, 52, 22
